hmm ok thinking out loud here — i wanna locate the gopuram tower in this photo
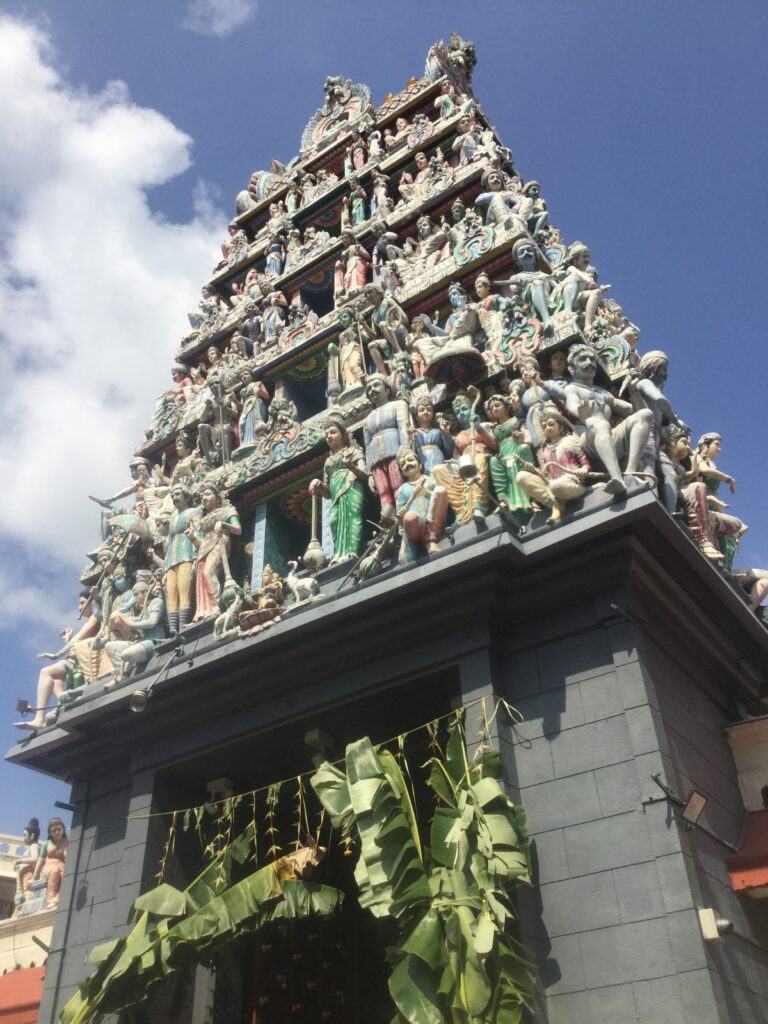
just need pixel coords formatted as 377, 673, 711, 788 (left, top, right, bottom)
8, 32, 768, 1024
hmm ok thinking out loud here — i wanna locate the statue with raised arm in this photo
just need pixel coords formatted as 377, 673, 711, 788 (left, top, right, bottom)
546, 343, 653, 497
627, 350, 682, 513
32, 818, 68, 910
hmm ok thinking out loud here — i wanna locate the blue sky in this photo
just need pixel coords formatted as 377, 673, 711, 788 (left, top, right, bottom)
0, 0, 766, 831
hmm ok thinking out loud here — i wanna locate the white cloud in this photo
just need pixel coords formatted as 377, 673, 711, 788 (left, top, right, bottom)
0, 15, 226, 630
182, 0, 257, 37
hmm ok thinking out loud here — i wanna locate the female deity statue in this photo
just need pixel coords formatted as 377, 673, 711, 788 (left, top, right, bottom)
485, 393, 536, 524
13, 818, 41, 913
516, 404, 591, 524
262, 289, 288, 346
265, 233, 286, 277
32, 817, 68, 909
238, 370, 269, 444
309, 417, 368, 562
695, 432, 737, 504
413, 397, 454, 471
334, 232, 370, 299
187, 485, 242, 620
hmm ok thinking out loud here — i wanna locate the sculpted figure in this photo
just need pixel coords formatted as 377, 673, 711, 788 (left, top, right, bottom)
516, 405, 592, 524
516, 181, 549, 237
344, 129, 368, 175
628, 351, 682, 513
13, 818, 41, 913
263, 289, 288, 346
334, 231, 370, 299
485, 393, 536, 523
198, 379, 239, 466
188, 485, 242, 620
694, 431, 746, 567
265, 233, 286, 277
343, 180, 367, 227
406, 214, 449, 271
188, 286, 223, 334
398, 151, 432, 203
451, 113, 482, 165
553, 242, 610, 333
496, 238, 553, 330
371, 170, 392, 216
406, 317, 441, 381
105, 574, 166, 684
359, 283, 408, 375
326, 309, 365, 396
362, 374, 411, 523
418, 283, 486, 383
238, 370, 269, 444
546, 344, 653, 497
32, 818, 68, 910
395, 447, 448, 563
371, 220, 404, 280
474, 168, 526, 233
163, 484, 202, 633
413, 396, 454, 471
159, 431, 201, 489
663, 424, 745, 562
89, 457, 159, 514
432, 390, 497, 523
309, 416, 368, 562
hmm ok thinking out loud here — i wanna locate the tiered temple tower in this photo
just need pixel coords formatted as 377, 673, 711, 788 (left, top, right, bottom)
8, 32, 768, 1024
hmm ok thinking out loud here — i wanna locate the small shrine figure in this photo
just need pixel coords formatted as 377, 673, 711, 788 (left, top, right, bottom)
327, 309, 365, 395
238, 370, 270, 445
254, 565, 284, 611
451, 113, 482, 165
309, 416, 368, 562
485, 393, 536, 525
627, 350, 682, 513
496, 237, 554, 331
395, 447, 448, 564
188, 485, 242, 620
105, 573, 166, 684
265, 233, 286, 277
362, 374, 411, 523
370, 170, 392, 216
32, 817, 68, 910
694, 431, 747, 567
343, 129, 368, 175
398, 151, 432, 204
159, 431, 202, 489
413, 396, 454, 471
13, 819, 41, 914
474, 168, 526, 233
163, 484, 202, 634
516, 404, 592, 524
263, 289, 288, 347
198, 379, 239, 466
406, 317, 441, 382
371, 220, 404, 280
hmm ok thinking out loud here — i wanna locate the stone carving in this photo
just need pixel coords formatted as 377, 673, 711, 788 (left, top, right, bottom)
309, 415, 368, 562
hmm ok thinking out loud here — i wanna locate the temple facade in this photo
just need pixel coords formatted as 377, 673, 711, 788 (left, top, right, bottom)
7, 31, 768, 1024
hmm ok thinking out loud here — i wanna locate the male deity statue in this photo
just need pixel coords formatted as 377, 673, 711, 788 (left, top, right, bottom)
164, 484, 202, 633
362, 374, 411, 523
105, 574, 166, 685
516, 404, 592, 524
628, 350, 682, 513
541, 344, 653, 497
474, 168, 526, 235
496, 237, 553, 331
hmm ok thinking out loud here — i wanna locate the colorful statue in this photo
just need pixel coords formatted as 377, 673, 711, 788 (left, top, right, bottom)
334, 231, 370, 299
13, 818, 41, 913
395, 447, 448, 563
362, 374, 411, 523
432, 389, 497, 524
238, 370, 269, 444
517, 181, 549, 237
413, 396, 454, 471
32, 817, 68, 910
496, 237, 554, 330
516, 405, 592, 524
543, 344, 653, 498
105, 573, 166, 684
159, 431, 201, 489
552, 242, 610, 334
309, 416, 368, 562
474, 168, 526, 233
164, 484, 201, 634
485, 393, 536, 524
188, 485, 242, 620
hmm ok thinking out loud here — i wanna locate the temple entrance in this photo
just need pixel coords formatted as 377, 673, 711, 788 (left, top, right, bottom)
241, 850, 395, 1023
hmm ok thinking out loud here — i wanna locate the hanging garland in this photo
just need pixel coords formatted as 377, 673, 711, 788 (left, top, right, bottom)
60, 709, 535, 1024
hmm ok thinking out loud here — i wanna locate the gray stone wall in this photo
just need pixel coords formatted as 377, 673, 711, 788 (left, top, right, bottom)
501, 604, 767, 1024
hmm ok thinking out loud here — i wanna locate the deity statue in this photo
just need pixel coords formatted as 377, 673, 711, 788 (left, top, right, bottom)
432, 390, 497, 524
163, 484, 202, 633
417, 282, 486, 383
334, 231, 370, 299
238, 370, 270, 444
158, 431, 202, 489
474, 168, 526, 234
198, 378, 239, 466
485, 393, 536, 524
395, 447, 448, 564
405, 214, 449, 272
371, 220, 404, 282
359, 283, 409, 375
406, 317, 441, 382
344, 180, 368, 227
496, 238, 554, 330
451, 113, 482, 165
327, 310, 365, 395
434, 79, 472, 120
262, 289, 288, 346
552, 242, 610, 334
265, 233, 286, 277
188, 485, 242, 620
11, 818, 40, 915
362, 374, 411, 523
215, 221, 249, 271
694, 431, 747, 567
370, 170, 392, 216
425, 32, 477, 96
32, 817, 68, 910
187, 286, 223, 334
397, 151, 433, 203
344, 130, 368, 175
412, 396, 454, 471
541, 344, 653, 497
516, 181, 549, 237
516, 404, 592, 524
105, 573, 166, 684
309, 416, 368, 562
626, 351, 682, 513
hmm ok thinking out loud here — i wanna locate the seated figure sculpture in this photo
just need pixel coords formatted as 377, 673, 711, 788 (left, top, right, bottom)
540, 343, 653, 498
105, 573, 166, 685
516, 404, 592, 524
395, 447, 448, 564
